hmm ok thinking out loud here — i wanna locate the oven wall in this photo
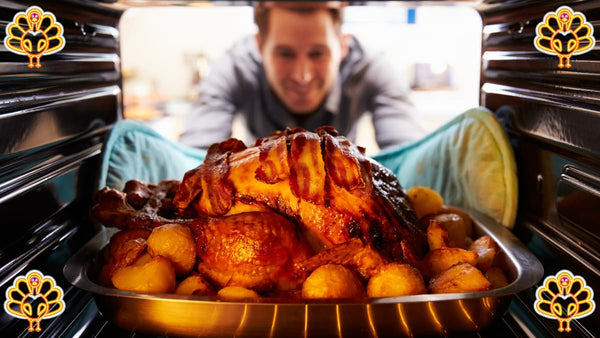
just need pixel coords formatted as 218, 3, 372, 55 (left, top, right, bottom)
0, 1, 122, 335
479, 0, 600, 335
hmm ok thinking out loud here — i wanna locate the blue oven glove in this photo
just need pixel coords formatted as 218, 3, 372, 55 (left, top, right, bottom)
98, 119, 205, 190
372, 107, 518, 228
99, 107, 517, 228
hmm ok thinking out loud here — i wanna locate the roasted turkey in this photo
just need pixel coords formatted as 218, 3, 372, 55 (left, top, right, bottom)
91, 126, 425, 293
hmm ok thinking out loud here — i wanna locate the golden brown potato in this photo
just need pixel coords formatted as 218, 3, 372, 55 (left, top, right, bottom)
428, 262, 492, 294
423, 247, 478, 278
147, 223, 196, 276
468, 235, 499, 272
132, 252, 153, 265
217, 286, 260, 301
432, 213, 467, 248
367, 263, 426, 297
441, 205, 473, 238
406, 186, 444, 219
485, 267, 509, 289
112, 255, 176, 294
302, 264, 365, 299
427, 220, 451, 251
99, 229, 151, 286
102, 229, 151, 263
175, 275, 216, 296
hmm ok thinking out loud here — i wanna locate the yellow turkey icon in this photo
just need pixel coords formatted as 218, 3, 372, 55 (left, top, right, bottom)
4, 270, 65, 332
534, 269, 595, 332
4, 6, 65, 68
534, 6, 595, 68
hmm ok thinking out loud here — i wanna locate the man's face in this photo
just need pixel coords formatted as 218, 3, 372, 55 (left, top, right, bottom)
257, 8, 348, 114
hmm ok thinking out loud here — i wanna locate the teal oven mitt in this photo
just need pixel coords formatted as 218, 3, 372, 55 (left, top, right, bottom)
372, 107, 518, 228
98, 120, 206, 190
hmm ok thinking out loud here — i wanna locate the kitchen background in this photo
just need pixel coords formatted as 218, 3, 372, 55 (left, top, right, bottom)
119, 3, 482, 155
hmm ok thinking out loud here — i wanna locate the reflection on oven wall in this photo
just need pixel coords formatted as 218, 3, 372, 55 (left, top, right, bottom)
118, 4, 481, 154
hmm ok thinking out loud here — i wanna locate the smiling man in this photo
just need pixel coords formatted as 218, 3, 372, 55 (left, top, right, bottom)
180, 1, 424, 149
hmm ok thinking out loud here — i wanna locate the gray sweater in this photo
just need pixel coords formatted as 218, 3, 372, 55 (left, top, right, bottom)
179, 35, 424, 149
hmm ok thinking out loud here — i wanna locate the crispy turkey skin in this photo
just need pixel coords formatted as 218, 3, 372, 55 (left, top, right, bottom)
174, 126, 424, 261
91, 126, 425, 292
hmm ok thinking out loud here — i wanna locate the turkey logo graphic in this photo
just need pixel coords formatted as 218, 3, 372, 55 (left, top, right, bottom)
4, 270, 65, 332
4, 6, 66, 68
534, 270, 595, 332
534, 6, 595, 69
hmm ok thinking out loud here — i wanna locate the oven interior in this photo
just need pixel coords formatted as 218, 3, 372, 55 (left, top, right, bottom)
1, 0, 599, 336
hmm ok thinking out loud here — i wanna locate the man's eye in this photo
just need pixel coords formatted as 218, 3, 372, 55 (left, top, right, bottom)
278, 51, 295, 59
309, 50, 326, 59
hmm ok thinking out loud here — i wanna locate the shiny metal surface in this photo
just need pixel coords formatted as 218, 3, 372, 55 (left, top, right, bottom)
0, 0, 122, 157
0, 2, 121, 335
479, 1, 600, 334
480, 1, 600, 157
64, 209, 542, 337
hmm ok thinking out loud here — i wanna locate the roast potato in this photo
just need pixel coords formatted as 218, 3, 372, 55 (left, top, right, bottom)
175, 274, 216, 296
485, 267, 509, 289
420, 212, 470, 248
423, 247, 478, 278
427, 220, 451, 250
302, 264, 365, 299
147, 223, 196, 276
432, 213, 467, 248
468, 235, 499, 272
406, 186, 444, 219
111, 254, 176, 294
132, 252, 153, 265
99, 229, 151, 286
428, 262, 492, 294
441, 205, 473, 237
367, 263, 426, 297
217, 286, 260, 301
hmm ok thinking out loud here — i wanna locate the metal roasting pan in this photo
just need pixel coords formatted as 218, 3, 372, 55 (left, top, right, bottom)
64, 208, 543, 337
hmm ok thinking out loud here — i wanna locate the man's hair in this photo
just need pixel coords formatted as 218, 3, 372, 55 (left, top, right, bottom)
254, 2, 345, 38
